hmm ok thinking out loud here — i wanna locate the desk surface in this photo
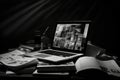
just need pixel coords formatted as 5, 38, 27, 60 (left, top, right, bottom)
1, 44, 120, 80
1, 69, 120, 80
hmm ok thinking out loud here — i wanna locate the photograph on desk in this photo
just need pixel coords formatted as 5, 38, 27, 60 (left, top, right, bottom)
0, 0, 118, 79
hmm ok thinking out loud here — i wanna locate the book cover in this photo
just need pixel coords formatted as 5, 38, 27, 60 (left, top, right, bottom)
36, 61, 76, 73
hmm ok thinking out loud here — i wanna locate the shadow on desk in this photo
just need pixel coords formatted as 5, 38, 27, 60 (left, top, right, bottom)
1, 71, 120, 80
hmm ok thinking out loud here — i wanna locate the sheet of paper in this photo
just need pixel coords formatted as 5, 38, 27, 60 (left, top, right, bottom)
97, 59, 120, 77
0, 50, 36, 67
44, 56, 65, 61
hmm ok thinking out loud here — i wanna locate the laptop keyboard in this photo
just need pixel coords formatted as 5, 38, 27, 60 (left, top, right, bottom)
40, 50, 75, 57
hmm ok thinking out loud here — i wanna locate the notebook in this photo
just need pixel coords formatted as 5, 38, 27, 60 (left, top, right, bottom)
25, 21, 91, 63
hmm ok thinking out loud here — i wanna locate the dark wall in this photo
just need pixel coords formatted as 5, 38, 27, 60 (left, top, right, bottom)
0, 0, 118, 56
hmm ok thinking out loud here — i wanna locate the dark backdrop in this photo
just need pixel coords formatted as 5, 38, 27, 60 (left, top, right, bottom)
0, 0, 118, 56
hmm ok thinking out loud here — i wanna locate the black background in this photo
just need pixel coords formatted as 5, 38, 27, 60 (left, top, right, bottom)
0, 0, 119, 57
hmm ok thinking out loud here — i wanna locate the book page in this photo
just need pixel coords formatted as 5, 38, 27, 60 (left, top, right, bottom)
97, 59, 120, 77
75, 56, 101, 73
37, 61, 75, 68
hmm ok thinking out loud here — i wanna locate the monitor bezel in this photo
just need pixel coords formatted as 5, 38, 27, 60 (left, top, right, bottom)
50, 20, 91, 53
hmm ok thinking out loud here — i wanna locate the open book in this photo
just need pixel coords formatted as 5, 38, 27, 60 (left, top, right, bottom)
0, 50, 38, 72
75, 56, 120, 77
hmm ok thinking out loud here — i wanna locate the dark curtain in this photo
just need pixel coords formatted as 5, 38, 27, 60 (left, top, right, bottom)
0, 0, 118, 56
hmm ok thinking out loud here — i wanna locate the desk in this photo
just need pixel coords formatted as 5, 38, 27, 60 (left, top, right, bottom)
0, 44, 120, 80
1, 70, 120, 80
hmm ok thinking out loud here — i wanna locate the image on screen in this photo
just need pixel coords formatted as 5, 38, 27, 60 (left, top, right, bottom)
53, 23, 87, 51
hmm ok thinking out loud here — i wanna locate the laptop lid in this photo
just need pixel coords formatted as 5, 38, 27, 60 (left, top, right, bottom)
50, 21, 91, 54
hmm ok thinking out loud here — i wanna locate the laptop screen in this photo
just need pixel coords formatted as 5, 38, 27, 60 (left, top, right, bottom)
52, 21, 90, 53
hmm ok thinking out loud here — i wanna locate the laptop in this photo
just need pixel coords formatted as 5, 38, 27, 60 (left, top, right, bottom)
25, 21, 91, 63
